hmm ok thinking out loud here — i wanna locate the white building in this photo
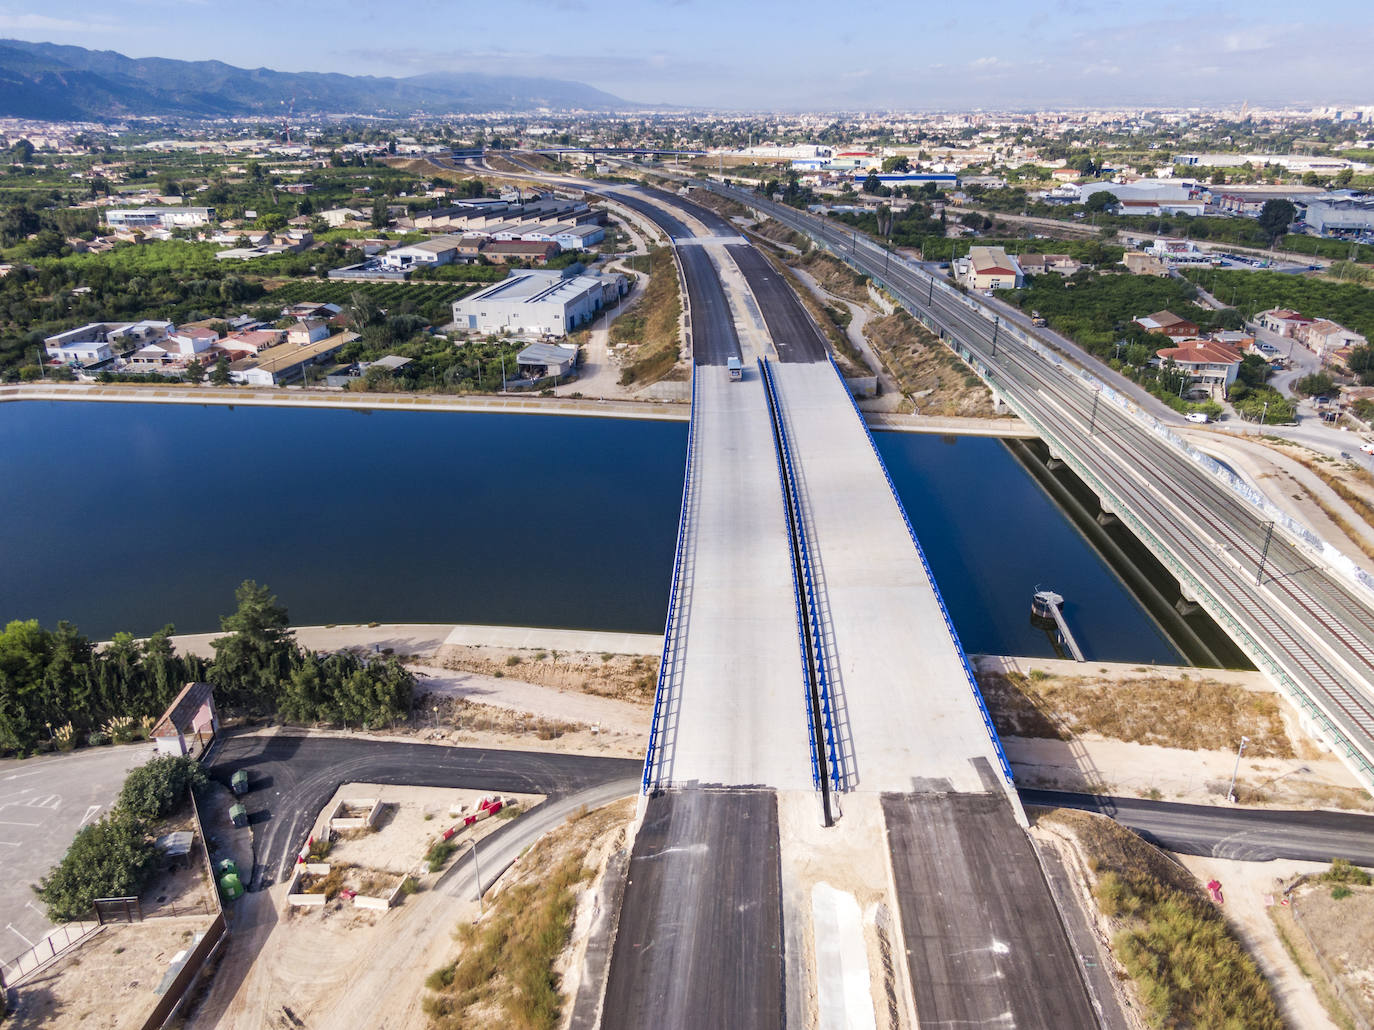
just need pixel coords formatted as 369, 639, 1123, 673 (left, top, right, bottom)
105, 207, 216, 229
44, 320, 172, 364
451, 270, 627, 338
1302, 197, 1374, 236
380, 235, 463, 270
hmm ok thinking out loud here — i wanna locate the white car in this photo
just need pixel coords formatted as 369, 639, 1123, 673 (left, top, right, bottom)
1185, 412, 1209, 424
1361, 442, 1374, 455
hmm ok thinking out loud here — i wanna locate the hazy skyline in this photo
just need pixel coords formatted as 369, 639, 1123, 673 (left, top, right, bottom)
2, 0, 1372, 111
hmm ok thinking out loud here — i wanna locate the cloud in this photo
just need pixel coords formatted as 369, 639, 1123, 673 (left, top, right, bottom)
0, 11, 100, 31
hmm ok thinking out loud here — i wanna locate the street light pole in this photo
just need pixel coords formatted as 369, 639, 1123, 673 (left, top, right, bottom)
1226, 736, 1250, 803
991, 316, 1000, 358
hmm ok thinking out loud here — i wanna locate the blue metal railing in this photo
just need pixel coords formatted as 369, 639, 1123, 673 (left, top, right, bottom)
758, 357, 823, 791
759, 358, 843, 792
641, 365, 698, 793
825, 354, 1016, 787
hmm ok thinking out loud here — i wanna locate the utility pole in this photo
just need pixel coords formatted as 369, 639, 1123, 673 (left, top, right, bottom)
991, 316, 1000, 358
1226, 735, 1250, 803
1256, 521, 1275, 587
1089, 391, 1100, 436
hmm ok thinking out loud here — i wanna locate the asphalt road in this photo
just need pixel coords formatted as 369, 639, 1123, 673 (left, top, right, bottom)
206, 733, 639, 889
882, 791, 1097, 1029
679, 245, 740, 366
1024, 789, 1374, 864
0, 743, 155, 968
726, 244, 830, 364
603, 789, 784, 1030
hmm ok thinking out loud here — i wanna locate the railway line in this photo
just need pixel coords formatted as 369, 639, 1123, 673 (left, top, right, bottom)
717, 184, 1374, 785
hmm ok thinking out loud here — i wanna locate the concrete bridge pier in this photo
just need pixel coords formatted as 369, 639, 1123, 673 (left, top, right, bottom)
1095, 500, 1118, 527
1174, 584, 1201, 617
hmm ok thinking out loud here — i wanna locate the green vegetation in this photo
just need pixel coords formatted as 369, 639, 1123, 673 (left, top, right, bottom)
1322, 858, 1372, 887
423, 804, 625, 1030
915, 236, 1125, 266
35, 812, 158, 921
265, 279, 474, 326
1182, 268, 1374, 339
118, 755, 208, 820
0, 580, 415, 757
1045, 809, 1283, 1030
425, 839, 458, 872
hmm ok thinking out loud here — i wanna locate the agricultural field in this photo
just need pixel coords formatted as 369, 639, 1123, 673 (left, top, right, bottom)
265, 280, 480, 326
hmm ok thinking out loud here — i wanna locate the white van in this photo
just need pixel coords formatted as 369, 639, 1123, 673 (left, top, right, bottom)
727, 356, 743, 380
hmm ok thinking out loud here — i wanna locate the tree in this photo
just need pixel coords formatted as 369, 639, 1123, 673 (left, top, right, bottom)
298, 197, 314, 216
1335, 168, 1354, 187
35, 813, 156, 921
1257, 199, 1296, 244
184, 359, 206, 385
209, 355, 232, 386
9, 138, 35, 163
1085, 191, 1117, 214
209, 580, 294, 709
881, 155, 911, 173
862, 172, 882, 195
118, 755, 206, 820
371, 199, 389, 229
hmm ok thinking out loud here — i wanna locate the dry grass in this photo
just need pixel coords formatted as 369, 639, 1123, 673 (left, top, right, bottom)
434, 646, 658, 703
421, 697, 584, 741
1040, 808, 1284, 1030
863, 308, 998, 416
792, 248, 872, 305
978, 670, 1295, 756
611, 246, 683, 384
423, 800, 631, 1030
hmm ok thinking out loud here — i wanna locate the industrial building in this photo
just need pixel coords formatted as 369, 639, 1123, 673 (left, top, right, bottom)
956, 247, 1024, 290
229, 331, 356, 386
104, 207, 216, 229
44, 320, 173, 364
1301, 196, 1374, 236
450, 269, 627, 337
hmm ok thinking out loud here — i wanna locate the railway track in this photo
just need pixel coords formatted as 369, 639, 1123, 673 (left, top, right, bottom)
720, 185, 1374, 784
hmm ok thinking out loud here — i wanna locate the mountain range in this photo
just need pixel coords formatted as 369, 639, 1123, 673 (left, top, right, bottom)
0, 40, 635, 120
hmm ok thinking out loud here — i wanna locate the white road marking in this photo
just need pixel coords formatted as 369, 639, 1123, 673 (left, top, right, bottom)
79, 805, 102, 827
6, 924, 34, 947
0, 820, 40, 828
26, 795, 61, 809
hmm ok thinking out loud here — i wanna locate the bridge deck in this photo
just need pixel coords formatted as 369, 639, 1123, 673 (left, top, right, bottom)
771, 360, 1012, 795
657, 366, 814, 789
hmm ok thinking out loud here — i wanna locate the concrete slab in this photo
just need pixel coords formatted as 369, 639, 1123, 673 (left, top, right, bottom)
657, 366, 814, 790
882, 792, 1097, 1029
771, 360, 1011, 795
812, 883, 877, 1030
602, 789, 784, 1030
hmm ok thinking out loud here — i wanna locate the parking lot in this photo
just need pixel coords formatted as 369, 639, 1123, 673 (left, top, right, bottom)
0, 743, 154, 971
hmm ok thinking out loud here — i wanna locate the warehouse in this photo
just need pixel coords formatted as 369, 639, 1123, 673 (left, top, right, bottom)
451, 269, 626, 337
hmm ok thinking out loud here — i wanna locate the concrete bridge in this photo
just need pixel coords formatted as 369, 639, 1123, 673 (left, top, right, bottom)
596, 185, 1102, 1030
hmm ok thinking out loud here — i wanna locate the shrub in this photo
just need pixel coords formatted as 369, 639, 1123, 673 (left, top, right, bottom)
117, 755, 207, 820
1331, 884, 1353, 900
426, 839, 457, 872
1322, 858, 1372, 886
35, 813, 156, 921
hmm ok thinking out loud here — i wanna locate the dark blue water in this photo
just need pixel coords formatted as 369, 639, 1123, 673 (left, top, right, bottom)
0, 402, 1180, 663
0, 402, 686, 639
874, 432, 1180, 664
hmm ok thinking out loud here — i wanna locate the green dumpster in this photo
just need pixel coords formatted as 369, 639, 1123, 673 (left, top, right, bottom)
229, 803, 248, 828
219, 873, 244, 901
218, 858, 239, 879
231, 770, 249, 795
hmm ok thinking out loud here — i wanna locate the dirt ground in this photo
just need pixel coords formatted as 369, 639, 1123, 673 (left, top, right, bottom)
430, 644, 658, 704
7, 916, 217, 1029
1174, 855, 1340, 1030
313, 783, 543, 878
862, 307, 999, 416
1287, 879, 1374, 1026
976, 657, 1372, 809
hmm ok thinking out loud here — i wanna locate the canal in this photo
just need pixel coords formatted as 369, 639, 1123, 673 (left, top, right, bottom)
2, 402, 1184, 663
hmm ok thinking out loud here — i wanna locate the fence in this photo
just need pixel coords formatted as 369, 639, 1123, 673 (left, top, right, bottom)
822, 352, 1017, 790
1290, 894, 1373, 1030
760, 357, 842, 791
0, 921, 101, 987
137, 911, 227, 1030
642, 364, 698, 793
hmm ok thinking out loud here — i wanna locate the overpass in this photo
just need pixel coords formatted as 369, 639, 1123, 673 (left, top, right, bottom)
598, 184, 1100, 1029
710, 181, 1374, 795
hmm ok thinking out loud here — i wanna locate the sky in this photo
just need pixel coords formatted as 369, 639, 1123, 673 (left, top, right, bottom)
2, 0, 1372, 111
